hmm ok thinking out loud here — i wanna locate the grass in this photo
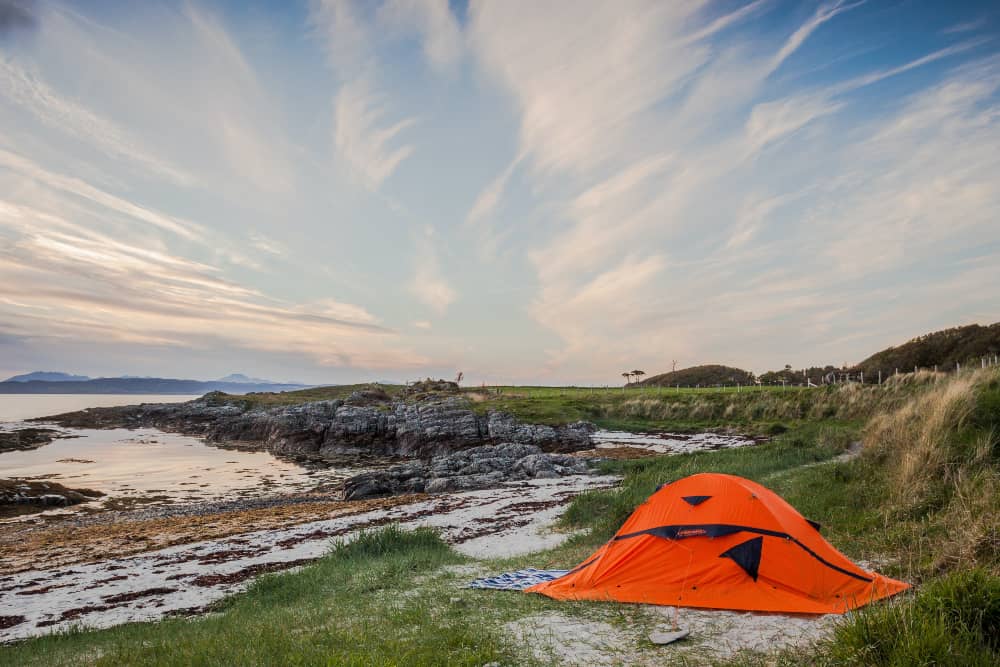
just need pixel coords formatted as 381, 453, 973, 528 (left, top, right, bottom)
3, 371, 997, 665
822, 569, 1000, 666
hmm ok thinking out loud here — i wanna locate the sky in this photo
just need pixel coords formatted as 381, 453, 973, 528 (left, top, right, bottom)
0, 0, 999, 386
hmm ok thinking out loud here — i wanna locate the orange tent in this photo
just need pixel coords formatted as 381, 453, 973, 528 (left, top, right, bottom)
529, 473, 908, 614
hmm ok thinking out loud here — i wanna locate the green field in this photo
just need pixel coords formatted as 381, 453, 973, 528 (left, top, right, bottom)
4, 370, 997, 665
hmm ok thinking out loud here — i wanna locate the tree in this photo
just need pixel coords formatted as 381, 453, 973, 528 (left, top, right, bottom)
622, 371, 632, 385
631, 370, 646, 384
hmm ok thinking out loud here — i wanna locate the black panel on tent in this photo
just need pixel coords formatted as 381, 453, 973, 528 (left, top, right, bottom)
719, 536, 763, 581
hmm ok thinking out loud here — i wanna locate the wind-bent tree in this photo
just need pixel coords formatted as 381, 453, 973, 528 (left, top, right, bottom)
622, 371, 632, 384
631, 370, 645, 383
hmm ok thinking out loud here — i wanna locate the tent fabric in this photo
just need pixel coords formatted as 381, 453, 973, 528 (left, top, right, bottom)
528, 473, 909, 614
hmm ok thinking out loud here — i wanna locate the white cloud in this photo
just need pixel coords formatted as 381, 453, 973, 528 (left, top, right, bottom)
0, 56, 193, 186
0, 147, 204, 240
470, 1, 1000, 379
0, 205, 428, 370
334, 77, 416, 190
409, 228, 456, 314
3, 1, 998, 384
943, 18, 987, 35
465, 156, 520, 227
744, 95, 844, 154
311, 0, 373, 74
469, 2, 711, 175
378, 0, 462, 73
249, 231, 287, 257
766, 1, 863, 76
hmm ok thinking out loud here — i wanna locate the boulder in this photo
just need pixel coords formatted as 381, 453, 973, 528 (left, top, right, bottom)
341, 443, 593, 500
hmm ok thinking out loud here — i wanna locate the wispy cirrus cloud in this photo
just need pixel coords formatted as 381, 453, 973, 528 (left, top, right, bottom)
2, 0, 998, 385
377, 0, 462, 74
334, 78, 416, 190
466, 0, 999, 379
408, 226, 456, 315
0, 56, 194, 186
0, 147, 204, 240
0, 201, 431, 369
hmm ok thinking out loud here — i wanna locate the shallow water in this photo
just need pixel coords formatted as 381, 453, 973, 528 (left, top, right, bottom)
0, 394, 356, 519
0, 394, 201, 422
591, 429, 757, 454
0, 426, 356, 518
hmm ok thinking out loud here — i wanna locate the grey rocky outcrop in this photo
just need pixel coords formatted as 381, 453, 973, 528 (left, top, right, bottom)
342, 443, 591, 500
1, 479, 104, 509
40, 393, 597, 461
0, 428, 64, 454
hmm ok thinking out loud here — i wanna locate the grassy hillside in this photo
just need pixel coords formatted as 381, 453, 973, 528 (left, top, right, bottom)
637, 364, 755, 387
5, 370, 997, 665
854, 322, 1000, 376
462, 379, 936, 436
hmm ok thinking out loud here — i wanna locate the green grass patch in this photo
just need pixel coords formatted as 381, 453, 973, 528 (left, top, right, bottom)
821, 569, 1000, 666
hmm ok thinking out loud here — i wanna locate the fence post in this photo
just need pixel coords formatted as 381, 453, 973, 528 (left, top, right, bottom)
878, 370, 882, 385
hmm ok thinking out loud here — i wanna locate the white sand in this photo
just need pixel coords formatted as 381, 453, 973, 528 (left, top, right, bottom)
591, 430, 756, 454
0, 475, 618, 642
507, 607, 839, 665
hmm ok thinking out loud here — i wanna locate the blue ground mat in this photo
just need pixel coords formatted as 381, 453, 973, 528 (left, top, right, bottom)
465, 568, 569, 591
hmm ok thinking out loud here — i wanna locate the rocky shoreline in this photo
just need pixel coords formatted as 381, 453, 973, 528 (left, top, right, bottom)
0, 428, 67, 454
343, 443, 591, 500
0, 479, 104, 519
37, 391, 596, 461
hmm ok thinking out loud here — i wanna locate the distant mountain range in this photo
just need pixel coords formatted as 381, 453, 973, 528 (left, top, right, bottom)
0, 371, 310, 395
4, 371, 92, 383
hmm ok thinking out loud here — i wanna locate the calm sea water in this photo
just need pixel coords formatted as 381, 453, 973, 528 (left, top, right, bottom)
0, 394, 201, 422
0, 395, 355, 518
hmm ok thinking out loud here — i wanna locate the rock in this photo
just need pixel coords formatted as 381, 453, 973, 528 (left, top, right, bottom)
425, 478, 453, 494
341, 473, 397, 501
341, 443, 594, 500
649, 628, 690, 645
0, 428, 65, 454
38, 394, 598, 462
1, 478, 105, 513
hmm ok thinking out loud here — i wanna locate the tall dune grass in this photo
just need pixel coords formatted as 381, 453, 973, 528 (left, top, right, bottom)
861, 369, 999, 574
